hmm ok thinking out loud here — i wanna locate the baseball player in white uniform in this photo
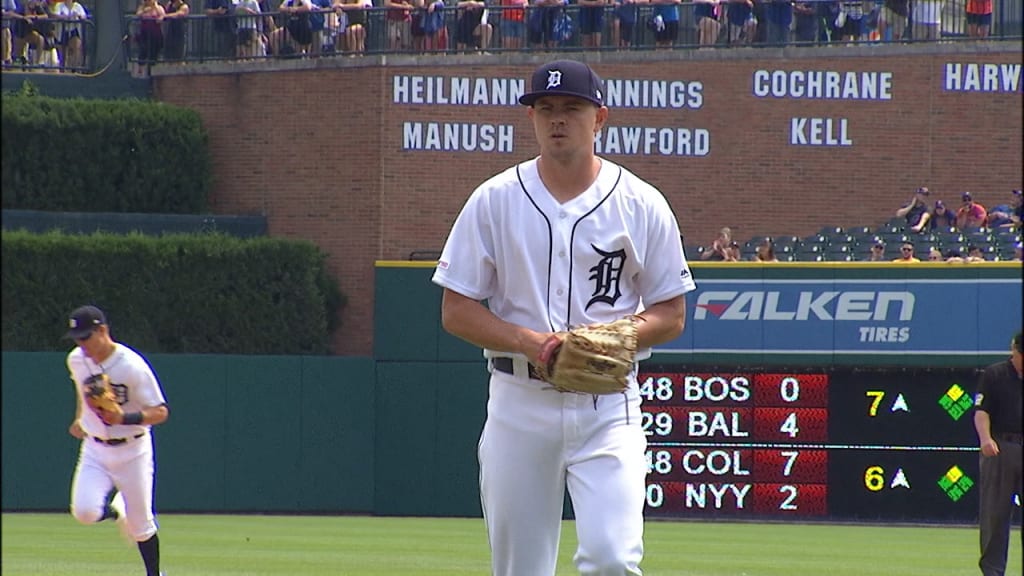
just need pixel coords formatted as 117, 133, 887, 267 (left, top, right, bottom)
65, 305, 169, 576
432, 59, 696, 576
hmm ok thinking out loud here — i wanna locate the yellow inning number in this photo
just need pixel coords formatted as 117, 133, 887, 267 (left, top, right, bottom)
864, 466, 885, 492
866, 391, 885, 417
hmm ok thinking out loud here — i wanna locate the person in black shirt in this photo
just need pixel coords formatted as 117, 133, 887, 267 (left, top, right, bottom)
974, 330, 1023, 576
895, 185, 932, 233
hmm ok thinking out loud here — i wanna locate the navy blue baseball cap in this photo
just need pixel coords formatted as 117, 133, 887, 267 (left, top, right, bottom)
519, 60, 605, 107
66, 305, 106, 339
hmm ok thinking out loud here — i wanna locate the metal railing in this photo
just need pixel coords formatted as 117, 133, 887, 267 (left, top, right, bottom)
6, 0, 1015, 74
119, 0, 1021, 68
2, 15, 98, 73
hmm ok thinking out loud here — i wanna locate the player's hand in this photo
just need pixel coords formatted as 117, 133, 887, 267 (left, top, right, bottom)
69, 420, 85, 439
99, 409, 124, 426
521, 329, 559, 369
980, 438, 999, 457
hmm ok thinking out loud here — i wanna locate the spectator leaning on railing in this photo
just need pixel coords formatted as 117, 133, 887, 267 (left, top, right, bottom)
693, 0, 722, 46
160, 0, 189, 61
793, 0, 818, 43
455, 0, 491, 52
725, 0, 756, 45
877, 0, 906, 40
134, 0, 164, 76
204, 0, 235, 58
235, 0, 264, 57
499, 0, 527, 49
965, 0, 991, 38
53, 0, 87, 70
912, 0, 940, 40
650, 0, 681, 49
385, 0, 414, 50
577, 0, 607, 48
334, 0, 367, 52
763, 0, 793, 44
2, 0, 23, 65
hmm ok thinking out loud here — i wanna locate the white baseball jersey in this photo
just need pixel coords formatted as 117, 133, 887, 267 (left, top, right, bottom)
67, 343, 167, 440
433, 156, 696, 354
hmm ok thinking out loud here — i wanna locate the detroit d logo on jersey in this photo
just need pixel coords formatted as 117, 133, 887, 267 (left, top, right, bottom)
111, 382, 129, 405
586, 245, 626, 310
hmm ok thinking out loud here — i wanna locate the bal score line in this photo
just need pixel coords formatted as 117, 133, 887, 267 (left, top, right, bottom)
638, 373, 830, 443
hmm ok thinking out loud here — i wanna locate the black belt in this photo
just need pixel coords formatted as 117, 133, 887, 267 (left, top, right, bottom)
492, 357, 544, 381
92, 433, 144, 446
995, 433, 1024, 444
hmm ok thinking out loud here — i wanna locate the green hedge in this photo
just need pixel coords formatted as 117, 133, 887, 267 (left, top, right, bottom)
1, 89, 210, 213
0, 230, 345, 354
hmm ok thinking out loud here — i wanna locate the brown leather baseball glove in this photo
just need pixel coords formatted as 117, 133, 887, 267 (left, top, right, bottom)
83, 373, 123, 421
535, 316, 640, 395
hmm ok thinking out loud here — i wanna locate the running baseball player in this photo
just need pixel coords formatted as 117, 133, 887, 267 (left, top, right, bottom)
432, 59, 696, 576
65, 305, 169, 576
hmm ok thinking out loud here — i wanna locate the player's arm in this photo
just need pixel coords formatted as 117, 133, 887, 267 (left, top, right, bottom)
104, 403, 169, 426
635, 295, 686, 348
440, 288, 552, 366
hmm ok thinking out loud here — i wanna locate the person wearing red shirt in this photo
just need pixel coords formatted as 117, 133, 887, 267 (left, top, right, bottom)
965, 0, 991, 38
956, 191, 988, 230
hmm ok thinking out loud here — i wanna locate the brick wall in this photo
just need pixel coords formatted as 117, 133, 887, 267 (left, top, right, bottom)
152, 45, 1023, 355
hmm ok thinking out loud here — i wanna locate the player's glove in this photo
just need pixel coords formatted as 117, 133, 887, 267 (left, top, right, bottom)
535, 316, 640, 395
83, 373, 123, 423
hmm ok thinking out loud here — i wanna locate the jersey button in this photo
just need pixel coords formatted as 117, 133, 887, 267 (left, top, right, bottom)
559, 251, 566, 257
557, 289, 564, 295
559, 212, 567, 219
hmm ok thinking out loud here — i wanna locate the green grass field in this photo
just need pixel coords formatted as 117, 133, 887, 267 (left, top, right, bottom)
1, 513, 1020, 576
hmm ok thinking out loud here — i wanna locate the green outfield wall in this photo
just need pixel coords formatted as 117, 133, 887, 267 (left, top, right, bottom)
2, 262, 1020, 514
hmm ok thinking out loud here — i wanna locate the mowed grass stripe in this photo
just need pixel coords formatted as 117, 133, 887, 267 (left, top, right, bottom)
2, 513, 1019, 575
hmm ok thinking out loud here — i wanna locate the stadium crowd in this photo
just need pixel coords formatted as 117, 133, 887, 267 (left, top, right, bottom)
1, 0, 1014, 72
697, 188, 1023, 263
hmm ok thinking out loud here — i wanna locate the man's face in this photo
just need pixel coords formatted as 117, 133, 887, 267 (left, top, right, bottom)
73, 325, 109, 362
872, 244, 884, 257
529, 95, 607, 160
900, 244, 914, 258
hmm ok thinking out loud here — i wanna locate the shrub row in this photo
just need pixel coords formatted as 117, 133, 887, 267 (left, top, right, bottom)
1, 89, 210, 213
1, 230, 345, 354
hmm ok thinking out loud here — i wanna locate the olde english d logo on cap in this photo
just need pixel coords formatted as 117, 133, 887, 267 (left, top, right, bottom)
546, 70, 563, 90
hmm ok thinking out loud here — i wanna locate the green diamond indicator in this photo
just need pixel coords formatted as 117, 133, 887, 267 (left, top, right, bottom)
940, 384, 971, 421
937, 466, 974, 501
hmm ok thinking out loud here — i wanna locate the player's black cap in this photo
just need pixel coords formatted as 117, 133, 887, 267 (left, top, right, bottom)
519, 60, 605, 107
66, 305, 106, 340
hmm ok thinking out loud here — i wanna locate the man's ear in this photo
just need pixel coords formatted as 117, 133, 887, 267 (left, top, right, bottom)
594, 105, 609, 134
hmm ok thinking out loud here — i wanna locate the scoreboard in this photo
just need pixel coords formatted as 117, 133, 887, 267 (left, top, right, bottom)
638, 366, 985, 523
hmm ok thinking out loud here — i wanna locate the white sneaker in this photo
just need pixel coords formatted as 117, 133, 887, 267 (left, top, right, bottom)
109, 492, 132, 544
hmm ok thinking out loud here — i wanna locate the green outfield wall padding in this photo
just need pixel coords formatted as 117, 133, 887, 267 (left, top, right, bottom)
1, 352, 375, 513
1, 352, 80, 510
373, 264, 481, 363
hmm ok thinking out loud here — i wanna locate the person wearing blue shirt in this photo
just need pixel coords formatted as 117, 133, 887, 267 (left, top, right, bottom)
650, 0, 679, 48
763, 0, 791, 43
